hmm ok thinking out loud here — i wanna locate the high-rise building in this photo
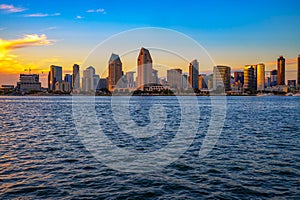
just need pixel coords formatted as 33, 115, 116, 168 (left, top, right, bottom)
17, 74, 41, 92
213, 65, 231, 91
82, 66, 97, 92
49, 65, 62, 91
206, 74, 214, 90
270, 70, 278, 86
55, 81, 71, 92
167, 68, 182, 89
297, 55, 300, 89
188, 59, 199, 89
93, 74, 100, 91
277, 56, 285, 85
97, 78, 108, 90
137, 47, 153, 89
152, 69, 159, 85
126, 71, 135, 88
108, 53, 123, 91
72, 64, 80, 90
182, 74, 188, 89
64, 74, 72, 90
234, 71, 244, 85
256, 63, 265, 91
198, 74, 207, 89
244, 65, 255, 91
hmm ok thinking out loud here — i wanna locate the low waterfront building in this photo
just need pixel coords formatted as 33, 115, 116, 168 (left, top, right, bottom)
17, 74, 41, 92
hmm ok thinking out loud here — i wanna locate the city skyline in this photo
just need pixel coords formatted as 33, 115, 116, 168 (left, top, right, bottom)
1, 0, 300, 86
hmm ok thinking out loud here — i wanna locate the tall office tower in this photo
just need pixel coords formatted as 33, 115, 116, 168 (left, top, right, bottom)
72, 64, 80, 90
108, 53, 123, 91
49, 65, 62, 91
188, 59, 199, 89
126, 71, 135, 88
234, 71, 244, 85
182, 74, 188, 89
256, 63, 265, 91
244, 65, 255, 91
277, 56, 285, 85
198, 74, 207, 89
270, 70, 278, 86
213, 65, 231, 91
167, 68, 182, 89
152, 69, 159, 85
82, 66, 96, 92
64, 74, 72, 90
297, 55, 300, 89
93, 74, 100, 91
137, 47, 153, 89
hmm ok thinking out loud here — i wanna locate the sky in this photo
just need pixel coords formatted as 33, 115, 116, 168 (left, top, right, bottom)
0, 0, 300, 87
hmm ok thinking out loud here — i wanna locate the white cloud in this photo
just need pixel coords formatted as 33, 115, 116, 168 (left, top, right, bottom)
76, 15, 84, 19
25, 13, 61, 17
0, 4, 26, 13
86, 8, 106, 14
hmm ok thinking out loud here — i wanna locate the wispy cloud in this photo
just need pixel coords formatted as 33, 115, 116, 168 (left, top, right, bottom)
86, 8, 106, 14
0, 4, 26, 13
41, 26, 57, 32
24, 13, 61, 17
1, 34, 52, 50
76, 15, 84, 19
0, 27, 6, 31
0, 34, 54, 74
266, 57, 298, 66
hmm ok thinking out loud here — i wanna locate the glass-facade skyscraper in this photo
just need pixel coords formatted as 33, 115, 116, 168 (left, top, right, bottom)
72, 64, 80, 90
213, 65, 231, 91
137, 48, 153, 89
256, 63, 265, 91
188, 59, 199, 89
108, 53, 123, 91
244, 65, 255, 91
49, 65, 62, 91
297, 54, 300, 89
277, 56, 285, 85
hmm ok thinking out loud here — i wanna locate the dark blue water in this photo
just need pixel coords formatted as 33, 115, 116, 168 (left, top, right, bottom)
0, 96, 299, 199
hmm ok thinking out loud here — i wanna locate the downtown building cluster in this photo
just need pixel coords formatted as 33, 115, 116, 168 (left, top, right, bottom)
2, 49, 300, 95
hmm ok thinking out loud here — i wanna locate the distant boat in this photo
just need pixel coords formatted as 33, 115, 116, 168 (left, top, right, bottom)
293, 93, 300, 97
286, 93, 293, 96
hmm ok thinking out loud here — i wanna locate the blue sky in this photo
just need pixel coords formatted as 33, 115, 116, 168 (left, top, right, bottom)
1, 0, 300, 85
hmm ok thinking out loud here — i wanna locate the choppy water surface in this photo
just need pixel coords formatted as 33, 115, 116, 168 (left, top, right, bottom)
0, 96, 299, 199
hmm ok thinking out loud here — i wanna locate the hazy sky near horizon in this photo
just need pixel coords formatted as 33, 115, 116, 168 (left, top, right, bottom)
1, 0, 300, 86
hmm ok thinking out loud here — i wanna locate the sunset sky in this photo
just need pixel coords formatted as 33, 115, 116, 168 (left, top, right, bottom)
1, 0, 300, 87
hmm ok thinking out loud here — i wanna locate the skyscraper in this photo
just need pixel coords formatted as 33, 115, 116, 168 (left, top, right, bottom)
167, 68, 182, 89
49, 65, 62, 91
277, 56, 285, 85
270, 70, 278, 86
234, 72, 244, 85
198, 74, 207, 89
256, 63, 265, 91
152, 69, 159, 85
108, 53, 123, 91
213, 65, 231, 91
244, 65, 255, 91
82, 66, 96, 92
64, 74, 72, 90
137, 47, 153, 89
126, 71, 135, 88
297, 54, 300, 89
188, 59, 199, 89
72, 64, 80, 90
